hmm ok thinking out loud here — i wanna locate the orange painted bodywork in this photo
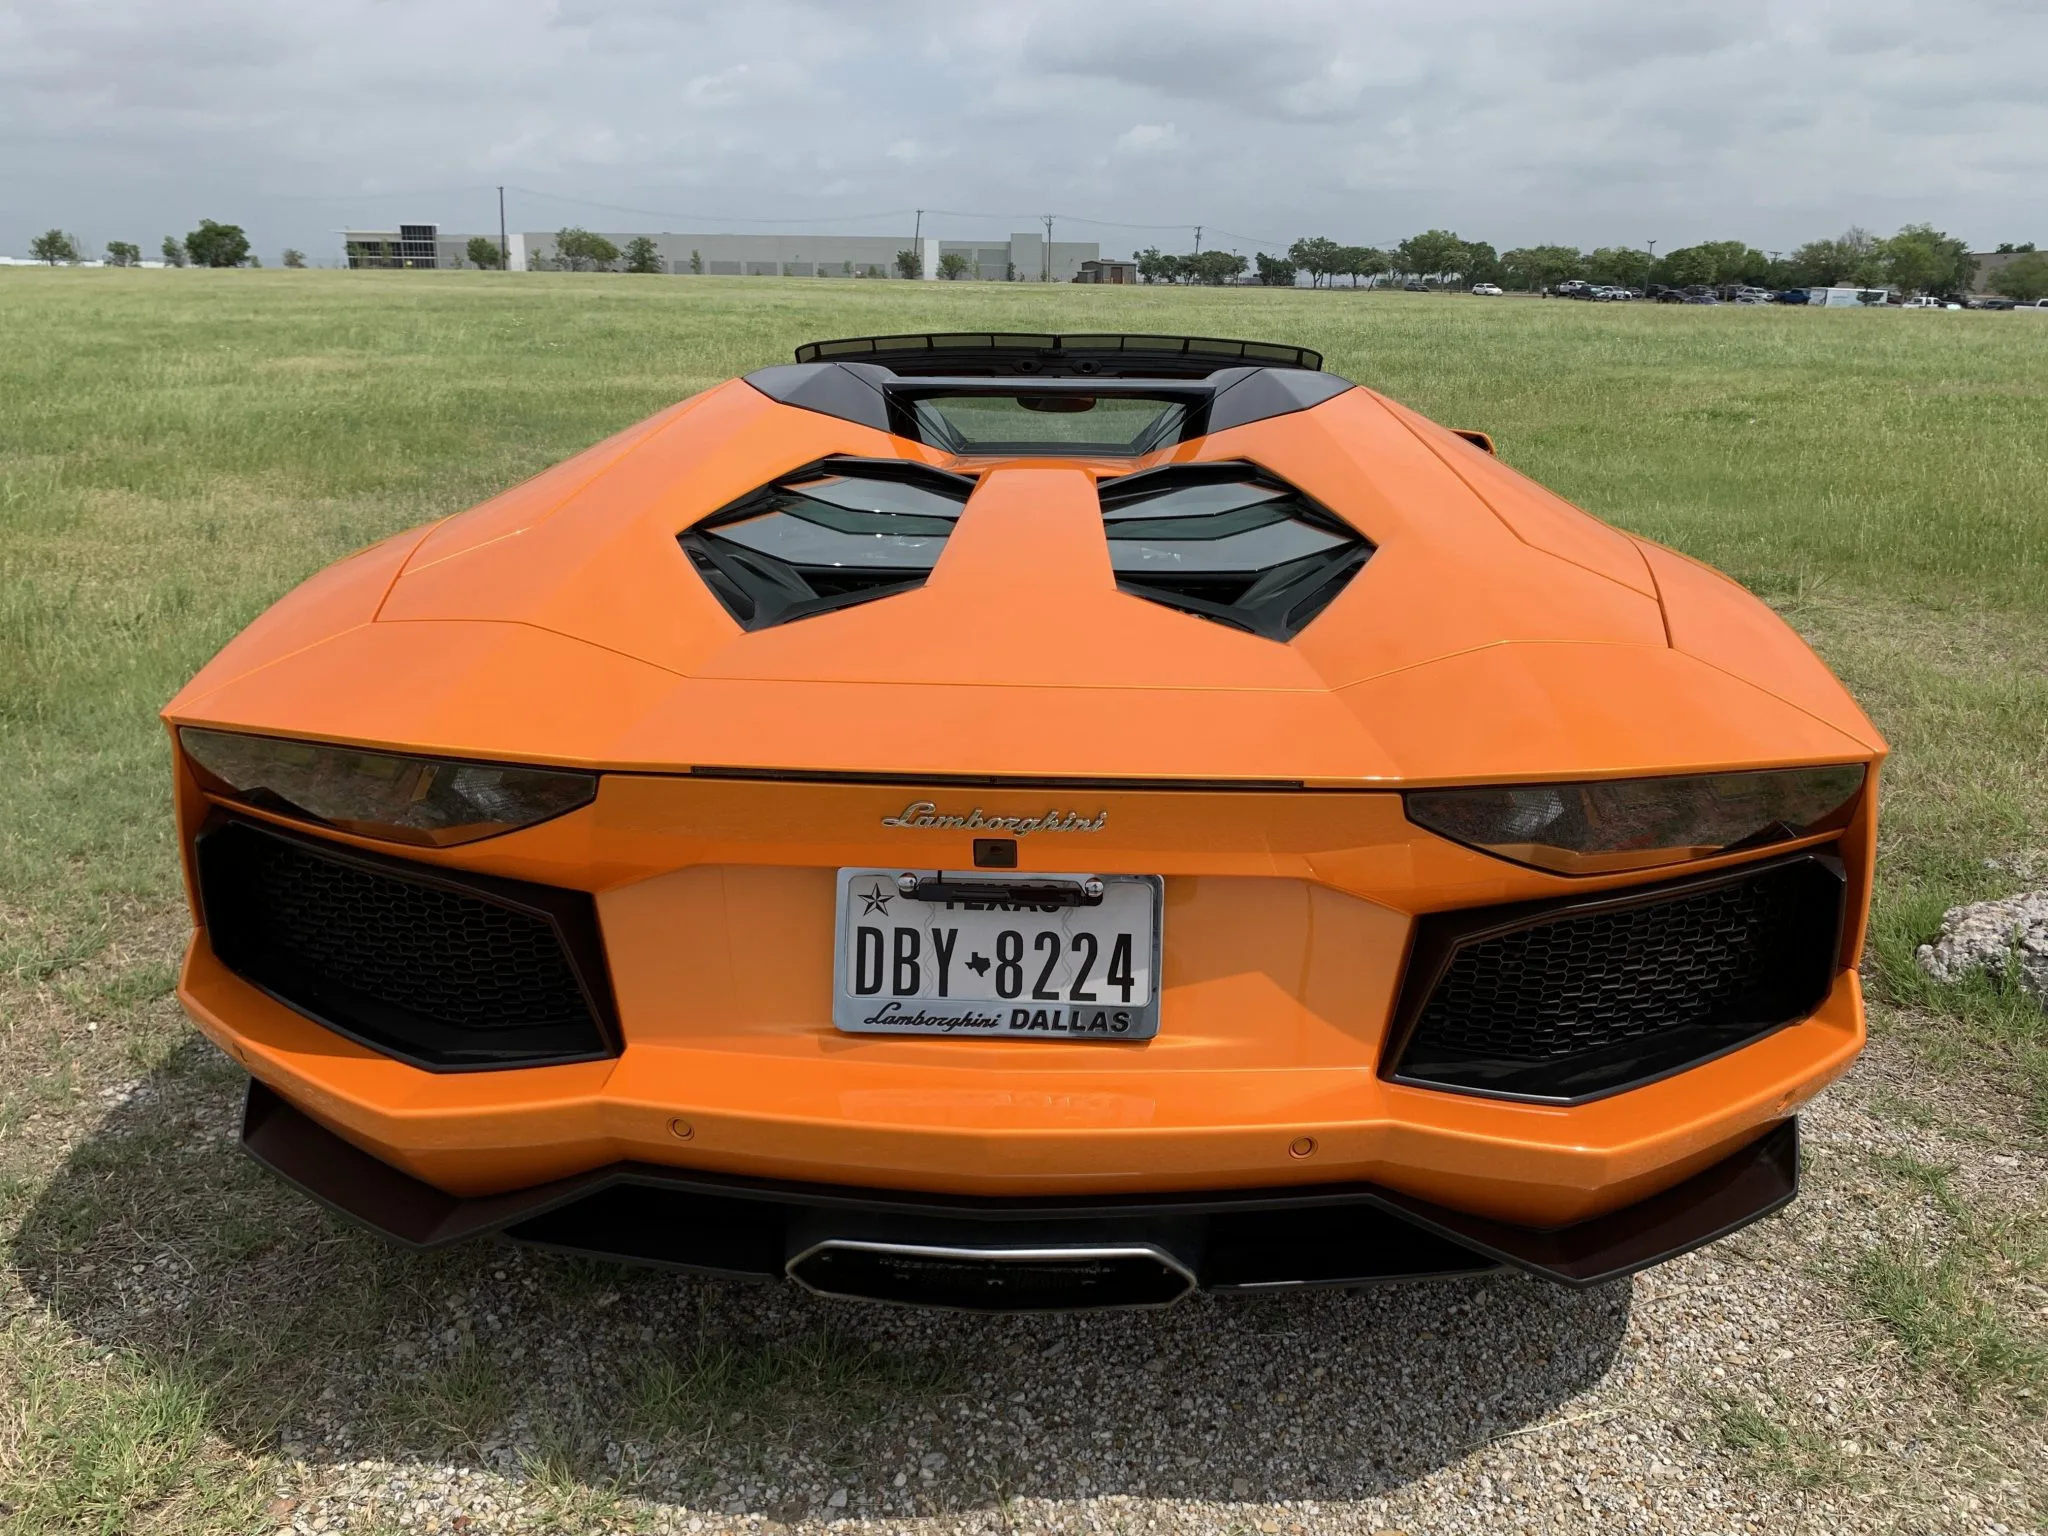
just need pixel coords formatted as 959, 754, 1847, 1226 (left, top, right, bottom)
164, 375, 1885, 1229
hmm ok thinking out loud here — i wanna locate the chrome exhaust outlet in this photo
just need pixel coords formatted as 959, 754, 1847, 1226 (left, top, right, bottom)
787, 1239, 1196, 1312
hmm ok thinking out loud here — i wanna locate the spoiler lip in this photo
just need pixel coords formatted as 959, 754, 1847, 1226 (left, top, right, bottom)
239, 1077, 1798, 1303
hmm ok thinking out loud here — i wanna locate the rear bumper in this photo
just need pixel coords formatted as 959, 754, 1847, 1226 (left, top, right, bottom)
242, 1076, 1800, 1305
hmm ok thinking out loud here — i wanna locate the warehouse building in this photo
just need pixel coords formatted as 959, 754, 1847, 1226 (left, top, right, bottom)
510, 229, 1099, 280
339, 224, 1103, 279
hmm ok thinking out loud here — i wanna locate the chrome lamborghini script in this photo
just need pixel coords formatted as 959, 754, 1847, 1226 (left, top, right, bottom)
880, 801, 1108, 835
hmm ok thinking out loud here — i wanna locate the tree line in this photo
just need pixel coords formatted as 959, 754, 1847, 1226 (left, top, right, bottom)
1136, 225, 2042, 299
28, 220, 309, 269
25, 216, 2044, 301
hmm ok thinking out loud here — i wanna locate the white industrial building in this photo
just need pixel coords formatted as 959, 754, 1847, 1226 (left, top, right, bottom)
336, 223, 1097, 279
512, 229, 1100, 281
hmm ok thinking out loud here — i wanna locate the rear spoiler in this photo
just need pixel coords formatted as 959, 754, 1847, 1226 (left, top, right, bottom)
792, 332, 1324, 378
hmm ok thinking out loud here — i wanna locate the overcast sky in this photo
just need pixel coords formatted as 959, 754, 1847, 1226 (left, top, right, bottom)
3, 0, 2041, 263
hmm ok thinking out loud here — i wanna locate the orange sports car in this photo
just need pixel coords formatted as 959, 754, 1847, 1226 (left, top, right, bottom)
165, 332, 1882, 1310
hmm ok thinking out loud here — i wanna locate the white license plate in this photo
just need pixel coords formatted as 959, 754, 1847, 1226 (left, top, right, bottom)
833, 868, 1163, 1040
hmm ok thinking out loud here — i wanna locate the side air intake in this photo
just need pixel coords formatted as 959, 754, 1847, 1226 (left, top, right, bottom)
1388, 853, 1845, 1103
1096, 462, 1371, 642
680, 457, 977, 630
196, 818, 618, 1071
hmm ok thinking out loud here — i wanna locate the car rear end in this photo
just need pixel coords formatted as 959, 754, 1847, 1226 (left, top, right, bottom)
173, 748, 1873, 1309
165, 332, 1882, 1310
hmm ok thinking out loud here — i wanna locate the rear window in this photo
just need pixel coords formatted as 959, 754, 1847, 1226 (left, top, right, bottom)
903, 392, 1191, 456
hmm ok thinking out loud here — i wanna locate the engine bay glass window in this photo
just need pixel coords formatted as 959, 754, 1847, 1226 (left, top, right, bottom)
903, 392, 1192, 457
1404, 764, 1867, 876
680, 457, 976, 630
1095, 462, 1373, 641
179, 729, 596, 846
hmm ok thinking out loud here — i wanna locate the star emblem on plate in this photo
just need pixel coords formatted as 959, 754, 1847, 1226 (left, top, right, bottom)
859, 882, 893, 916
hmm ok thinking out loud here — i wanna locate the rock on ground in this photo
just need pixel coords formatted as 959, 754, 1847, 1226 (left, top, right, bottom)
1915, 889, 2048, 1002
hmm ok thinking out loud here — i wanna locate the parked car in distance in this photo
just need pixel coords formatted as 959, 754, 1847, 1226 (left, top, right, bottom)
1968, 296, 2018, 310
1773, 290, 1811, 305
1403, 279, 1425, 291
1899, 296, 1961, 310
1682, 293, 1720, 305
1470, 283, 1503, 296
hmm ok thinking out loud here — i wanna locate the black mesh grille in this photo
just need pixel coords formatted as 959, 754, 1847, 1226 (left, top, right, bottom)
197, 820, 615, 1070
1392, 856, 1844, 1102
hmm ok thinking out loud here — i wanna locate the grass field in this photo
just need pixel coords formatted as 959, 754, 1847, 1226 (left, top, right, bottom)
2, 269, 2045, 1533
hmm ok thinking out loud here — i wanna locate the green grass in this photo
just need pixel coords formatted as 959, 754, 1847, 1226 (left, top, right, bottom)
1710, 1390, 1858, 1490
1851, 1149, 2048, 1405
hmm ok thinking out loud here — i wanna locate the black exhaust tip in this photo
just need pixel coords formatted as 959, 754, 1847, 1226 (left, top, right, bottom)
787, 1240, 1195, 1312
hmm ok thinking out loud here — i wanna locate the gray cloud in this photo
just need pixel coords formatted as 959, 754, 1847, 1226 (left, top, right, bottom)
1, 0, 2041, 263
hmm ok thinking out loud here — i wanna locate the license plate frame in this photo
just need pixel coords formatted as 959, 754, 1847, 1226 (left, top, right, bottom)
831, 868, 1164, 1041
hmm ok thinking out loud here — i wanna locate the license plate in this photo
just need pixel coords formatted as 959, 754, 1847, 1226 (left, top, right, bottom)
833, 868, 1163, 1040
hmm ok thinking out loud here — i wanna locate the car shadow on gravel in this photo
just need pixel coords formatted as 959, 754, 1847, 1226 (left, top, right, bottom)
13, 1038, 1632, 1525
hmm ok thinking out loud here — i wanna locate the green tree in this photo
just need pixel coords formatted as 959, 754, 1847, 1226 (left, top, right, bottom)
1653, 245, 1718, 287
1133, 246, 1174, 283
1395, 229, 1469, 285
1583, 246, 1651, 289
1186, 249, 1247, 285
1881, 224, 1972, 296
937, 250, 972, 280
1652, 241, 1767, 289
893, 248, 921, 279
623, 236, 663, 274
160, 236, 187, 267
185, 219, 251, 267
1334, 245, 1390, 287
693, 250, 705, 274
1254, 252, 1298, 287
29, 229, 79, 265
1990, 252, 2048, 302
1502, 245, 1583, 291
1287, 236, 1343, 288
466, 235, 503, 269
104, 240, 141, 267
1787, 228, 1880, 287
1460, 240, 1505, 288
281, 248, 306, 269
552, 227, 620, 271
1993, 242, 2035, 254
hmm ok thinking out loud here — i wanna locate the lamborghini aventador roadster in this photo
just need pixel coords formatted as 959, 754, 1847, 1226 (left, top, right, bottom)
165, 332, 1882, 1310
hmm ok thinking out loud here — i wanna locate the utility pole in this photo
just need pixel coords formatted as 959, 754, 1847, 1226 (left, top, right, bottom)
498, 186, 508, 271
913, 207, 922, 276
1193, 225, 1202, 255
1042, 214, 1054, 282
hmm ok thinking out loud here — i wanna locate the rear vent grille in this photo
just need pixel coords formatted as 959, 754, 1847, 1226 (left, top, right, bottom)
681, 457, 976, 630
1391, 854, 1844, 1102
196, 819, 616, 1071
1097, 463, 1371, 641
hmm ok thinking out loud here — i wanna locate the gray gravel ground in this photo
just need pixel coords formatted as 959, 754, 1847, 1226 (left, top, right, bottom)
8, 1019, 2045, 1536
